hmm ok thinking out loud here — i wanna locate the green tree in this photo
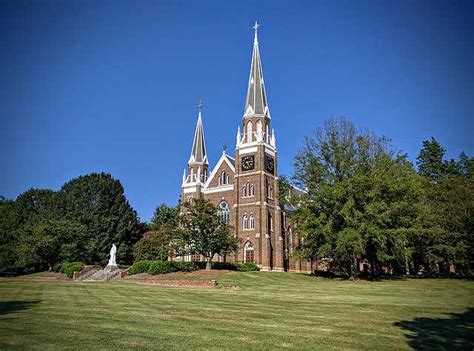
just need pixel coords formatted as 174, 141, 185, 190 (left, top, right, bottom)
416, 137, 446, 181
16, 219, 87, 270
293, 118, 421, 277
61, 173, 143, 265
133, 225, 176, 261
177, 198, 238, 270
150, 204, 179, 230
0, 198, 21, 269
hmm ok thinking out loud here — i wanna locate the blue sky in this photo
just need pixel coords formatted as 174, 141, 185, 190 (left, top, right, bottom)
1, 0, 473, 221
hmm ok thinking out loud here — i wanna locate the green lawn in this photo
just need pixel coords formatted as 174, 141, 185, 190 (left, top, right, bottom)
1, 272, 473, 350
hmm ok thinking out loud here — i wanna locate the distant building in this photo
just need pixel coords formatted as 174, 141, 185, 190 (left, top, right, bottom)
180, 23, 312, 272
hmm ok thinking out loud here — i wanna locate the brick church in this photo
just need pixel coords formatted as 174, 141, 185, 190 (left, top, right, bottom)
180, 23, 312, 273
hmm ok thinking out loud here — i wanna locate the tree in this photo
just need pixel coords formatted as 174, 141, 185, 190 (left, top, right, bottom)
293, 118, 421, 277
150, 204, 179, 230
416, 137, 446, 181
177, 198, 238, 270
16, 219, 87, 270
133, 225, 176, 261
61, 173, 143, 265
0, 198, 21, 269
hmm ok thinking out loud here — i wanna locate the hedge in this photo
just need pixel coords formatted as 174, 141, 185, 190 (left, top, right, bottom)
128, 260, 198, 276
59, 262, 85, 278
197, 262, 260, 271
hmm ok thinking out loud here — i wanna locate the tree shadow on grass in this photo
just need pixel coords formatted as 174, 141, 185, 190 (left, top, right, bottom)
0, 300, 41, 317
394, 308, 474, 350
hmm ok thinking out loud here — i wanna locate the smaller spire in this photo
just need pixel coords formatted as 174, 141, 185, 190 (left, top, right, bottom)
188, 100, 208, 164
182, 169, 187, 184
236, 126, 241, 147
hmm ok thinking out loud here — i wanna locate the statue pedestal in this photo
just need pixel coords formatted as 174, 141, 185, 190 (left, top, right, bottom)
104, 265, 119, 273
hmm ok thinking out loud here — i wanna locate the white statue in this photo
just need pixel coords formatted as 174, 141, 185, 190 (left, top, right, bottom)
108, 244, 117, 266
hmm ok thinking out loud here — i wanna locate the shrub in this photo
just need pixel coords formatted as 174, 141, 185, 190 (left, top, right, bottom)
53, 262, 65, 273
148, 261, 175, 275
128, 260, 153, 275
238, 263, 260, 272
212, 262, 239, 270
172, 261, 197, 272
210, 262, 260, 271
60, 262, 85, 278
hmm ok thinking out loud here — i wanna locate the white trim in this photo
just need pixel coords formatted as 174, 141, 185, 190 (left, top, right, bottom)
183, 187, 197, 194
238, 146, 258, 155
202, 185, 234, 194
204, 153, 236, 189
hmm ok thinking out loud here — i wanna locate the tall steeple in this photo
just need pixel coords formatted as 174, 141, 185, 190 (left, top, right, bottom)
188, 100, 208, 164
243, 21, 270, 119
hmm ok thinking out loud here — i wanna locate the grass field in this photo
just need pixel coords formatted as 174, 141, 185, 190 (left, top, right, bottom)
1, 272, 473, 350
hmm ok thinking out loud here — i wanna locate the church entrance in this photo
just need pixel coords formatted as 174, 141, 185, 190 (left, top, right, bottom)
244, 241, 255, 263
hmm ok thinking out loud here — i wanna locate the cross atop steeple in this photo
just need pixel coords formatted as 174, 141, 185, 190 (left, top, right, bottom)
198, 99, 203, 112
253, 21, 260, 41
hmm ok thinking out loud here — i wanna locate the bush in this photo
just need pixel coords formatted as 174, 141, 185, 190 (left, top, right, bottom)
60, 262, 85, 278
238, 263, 260, 272
128, 260, 153, 275
148, 261, 175, 275
171, 261, 198, 272
129, 260, 198, 275
53, 262, 65, 273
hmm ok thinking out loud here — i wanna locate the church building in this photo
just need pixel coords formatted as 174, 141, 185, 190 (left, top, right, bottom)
180, 23, 312, 273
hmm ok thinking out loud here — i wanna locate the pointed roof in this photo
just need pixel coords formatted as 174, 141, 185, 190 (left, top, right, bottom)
188, 102, 208, 164
243, 21, 270, 119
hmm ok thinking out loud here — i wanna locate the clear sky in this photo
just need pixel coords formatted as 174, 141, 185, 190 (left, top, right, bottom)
1, 0, 473, 221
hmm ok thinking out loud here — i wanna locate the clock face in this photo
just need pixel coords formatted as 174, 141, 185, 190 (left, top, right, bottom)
241, 155, 255, 171
265, 154, 274, 174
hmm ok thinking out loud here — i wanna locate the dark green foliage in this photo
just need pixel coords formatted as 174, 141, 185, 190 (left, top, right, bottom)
172, 261, 198, 272
293, 118, 420, 277
209, 262, 260, 271
59, 262, 85, 278
0, 173, 144, 272
148, 261, 175, 275
15, 219, 87, 271
128, 260, 197, 275
417, 137, 447, 182
133, 225, 175, 261
150, 204, 179, 230
237, 263, 260, 272
128, 260, 153, 275
177, 199, 239, 270
293, 119, 473, 277
61, 173, 143, 265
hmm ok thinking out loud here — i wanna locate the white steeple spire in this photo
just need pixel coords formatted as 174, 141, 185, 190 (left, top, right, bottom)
243, 21, 270, 119
188, 100, 208, 164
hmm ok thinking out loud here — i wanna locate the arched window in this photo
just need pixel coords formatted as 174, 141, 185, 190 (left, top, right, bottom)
249, 214, 255, 229
269, 186, 273, 199
246, 121, 253, 143
269, 213, 273, 232
243, 214, 249, 229
219, 171, 229, 186
242, 183, 254, 198
256, 120, 263, 140
219, 201, 230, 224
244, 241, 255, 263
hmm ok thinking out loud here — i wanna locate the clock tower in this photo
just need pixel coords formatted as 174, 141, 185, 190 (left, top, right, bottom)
233, 22, 283, 271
